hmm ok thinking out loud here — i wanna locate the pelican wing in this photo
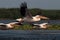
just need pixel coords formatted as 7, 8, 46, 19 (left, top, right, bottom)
25, 10, 33, 19
20, 2, 27, 17
20, 2, 33, 19
0, 25, 6, 27
0, 23, 6, 28
0, 23, 5, 25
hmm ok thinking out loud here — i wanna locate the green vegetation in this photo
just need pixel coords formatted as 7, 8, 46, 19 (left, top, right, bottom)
0, 8, 20, 19
0, 8, 60, 19
47, 24, 60, 30
13, 24, 60, 30
14, 24, 33, 30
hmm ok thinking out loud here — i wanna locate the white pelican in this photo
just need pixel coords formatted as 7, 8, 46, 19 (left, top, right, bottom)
32, 23, 49, 29
16, 2, 49, 23
0, 22, 22, 29
16, 15, 49, 23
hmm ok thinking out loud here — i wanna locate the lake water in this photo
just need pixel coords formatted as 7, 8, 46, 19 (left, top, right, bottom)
0, 30, 60, 40
0, 19, 60, 24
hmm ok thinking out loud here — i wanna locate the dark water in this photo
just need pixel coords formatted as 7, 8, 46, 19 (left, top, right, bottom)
0, 19, 60, 24
0, 30, 60, 40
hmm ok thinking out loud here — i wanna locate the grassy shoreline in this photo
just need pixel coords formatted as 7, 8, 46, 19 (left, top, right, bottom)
13, 24, 60, 30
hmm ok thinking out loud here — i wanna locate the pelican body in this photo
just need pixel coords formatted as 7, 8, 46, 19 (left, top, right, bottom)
0, 22, 22, 30
32, 23, 49, 29
16, 15, 49, 23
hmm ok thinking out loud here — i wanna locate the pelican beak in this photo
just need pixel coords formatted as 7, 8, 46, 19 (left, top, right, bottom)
44, 17, 50, 20
40, 16, 50, 20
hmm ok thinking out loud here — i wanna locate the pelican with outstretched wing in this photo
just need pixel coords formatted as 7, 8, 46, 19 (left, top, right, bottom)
32, 23, 49, 29
0, 22, 22, 30
16, 2, 49, 23
16, 13, 49, 23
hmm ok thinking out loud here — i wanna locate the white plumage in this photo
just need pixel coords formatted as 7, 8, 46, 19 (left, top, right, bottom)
16, 15, 49, 23
0, 22, 21, 29
33, 23, 49, 29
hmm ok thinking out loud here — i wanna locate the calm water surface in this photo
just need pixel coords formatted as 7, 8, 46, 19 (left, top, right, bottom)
0, 30, 60, 40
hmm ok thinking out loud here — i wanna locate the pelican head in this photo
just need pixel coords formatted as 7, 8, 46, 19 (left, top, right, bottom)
35, 15, 40, 17
32, 15, 41, 21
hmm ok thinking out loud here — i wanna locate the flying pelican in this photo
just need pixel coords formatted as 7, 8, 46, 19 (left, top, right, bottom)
16, 2, 49, 23
0, 22, 22, 30
32, 23, 49, 29
16, 14, 49, 23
